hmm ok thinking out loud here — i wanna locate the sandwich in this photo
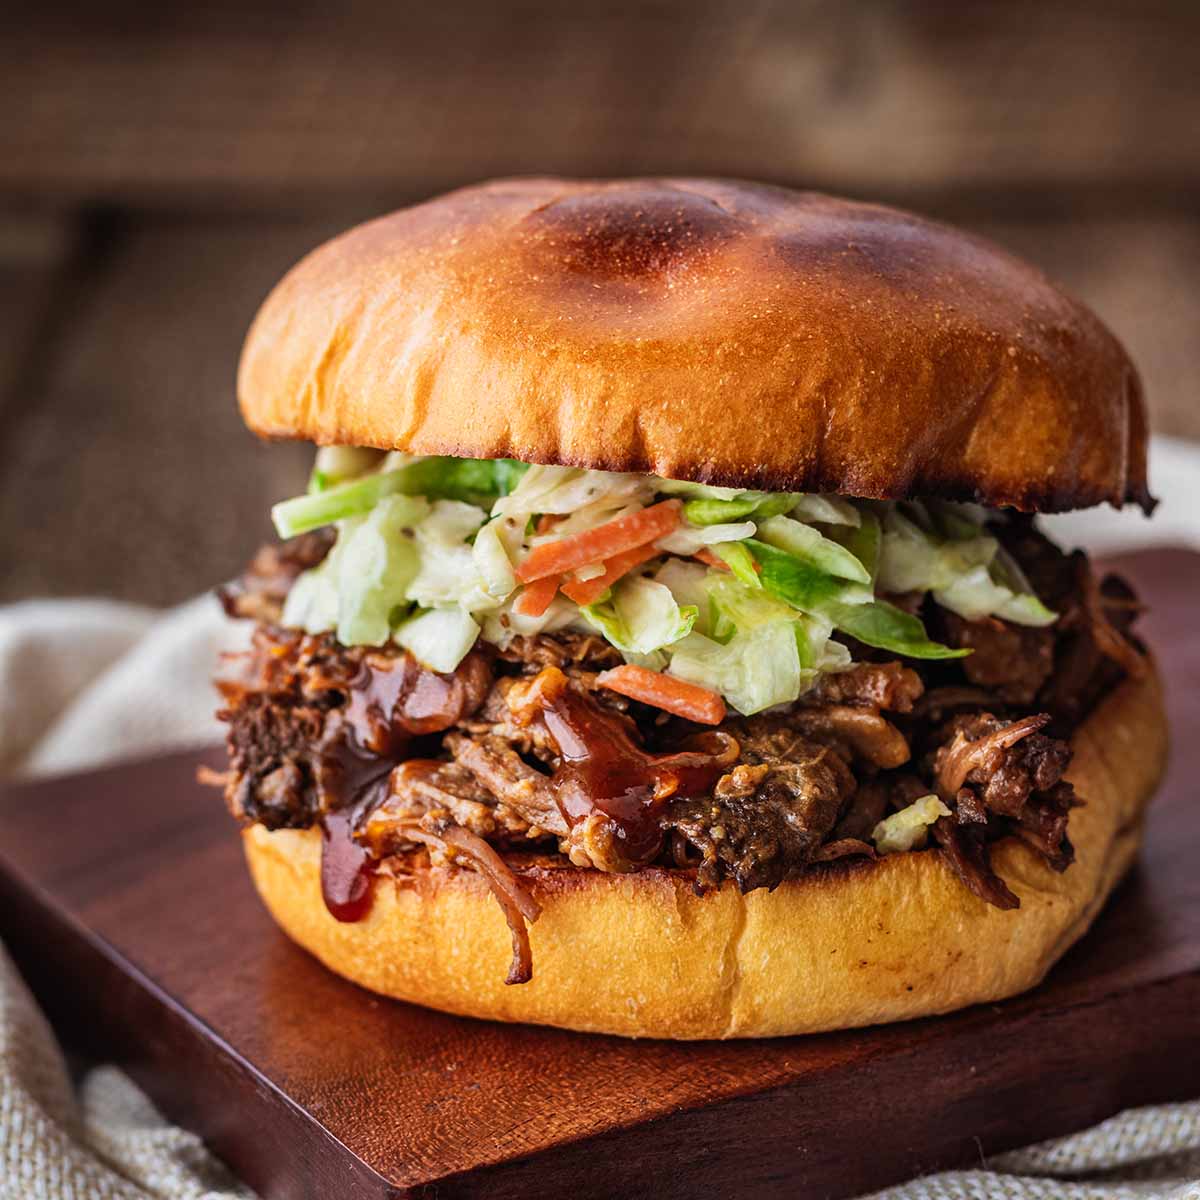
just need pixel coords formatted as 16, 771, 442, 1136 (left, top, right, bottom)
211, 178, 1165, 1039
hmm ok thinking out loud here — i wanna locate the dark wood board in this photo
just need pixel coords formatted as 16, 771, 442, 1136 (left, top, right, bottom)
1, 547, 1198, 1200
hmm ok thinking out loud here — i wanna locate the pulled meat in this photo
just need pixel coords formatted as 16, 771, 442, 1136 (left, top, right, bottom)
364, 799, 541, 984
938, 613, 1054, 706
998, 519, 1145, 728
807, 661, 924, 713
668, 734, 854, 891
218, 530, 335, 623
213, 515, 1148, 984
933, 713, 1065, 816
444, 732, 564, 838
932, 818, 1019, 910
216, 628, 493, 829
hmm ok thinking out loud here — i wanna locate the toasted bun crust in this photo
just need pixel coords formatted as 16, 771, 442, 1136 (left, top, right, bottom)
239, 178, 1150, 512
243, 662, 1166, 1039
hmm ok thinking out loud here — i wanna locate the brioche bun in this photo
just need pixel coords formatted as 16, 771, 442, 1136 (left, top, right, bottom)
238, 177, 1150, 513
243, 660, 1165, 1040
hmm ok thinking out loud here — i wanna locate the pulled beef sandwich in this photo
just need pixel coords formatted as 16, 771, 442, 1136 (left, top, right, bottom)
213, 178, 1166, 1039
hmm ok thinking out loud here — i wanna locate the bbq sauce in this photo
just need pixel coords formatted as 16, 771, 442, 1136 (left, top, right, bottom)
320, 810, 375, 922
316, 732, 396, 923
317, 651, 486, 922
532, 670, 734, 865
347, 656, 455, 747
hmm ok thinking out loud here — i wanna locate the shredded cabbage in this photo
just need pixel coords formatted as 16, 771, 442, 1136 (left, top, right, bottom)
393, 608, 481, 673
653, 478, 744, 501
828, 509, 882, 583
664, 575, 845, 713
270, 449, 1058, 691
788, 494, 861, 527
308, 445, 384, 494
407, 500, 492, 611
494, 465, 650, 521
683, 493, 796, 526
711, 541, 762, 588
480, 595, 577, 646
756, 515, 872, 584
667, 625, 800, 715
273, 468, 416, 537
877, 507, 1057, 627
656, 520, 757, 556
281, 496, 424, 644
471, 518, 519, 598
872, 795, 951, 854
582, 576, 697, 655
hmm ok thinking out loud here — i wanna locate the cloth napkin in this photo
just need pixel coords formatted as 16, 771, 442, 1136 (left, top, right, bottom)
3, 436, 1199, 1200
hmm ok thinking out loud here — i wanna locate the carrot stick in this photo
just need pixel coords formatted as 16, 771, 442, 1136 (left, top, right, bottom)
560, 543, 662, 606
595, 665, 727, 726
515, 500, 681, 583
513, 574, 561, 617
694, 548, 729, 571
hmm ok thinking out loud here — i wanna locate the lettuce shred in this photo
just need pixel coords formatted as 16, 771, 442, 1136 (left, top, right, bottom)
268, 451, 1057, 699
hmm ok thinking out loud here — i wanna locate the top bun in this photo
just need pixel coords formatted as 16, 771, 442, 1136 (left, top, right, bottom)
239, 178, 1151, 513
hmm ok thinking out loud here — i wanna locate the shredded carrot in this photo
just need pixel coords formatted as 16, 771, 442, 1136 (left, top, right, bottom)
515, 500, 681, 583
596, 665, 727, 726
513, 574, 561, 617
534, 513, 560, 535
560, 543, 662, 606
694, 548, 729, 571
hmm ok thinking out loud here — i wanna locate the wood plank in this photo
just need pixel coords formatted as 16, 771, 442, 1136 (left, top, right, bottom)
0, 212, 75, 417
0, 215, 352, 605
0, 0, 1197, 205
0, 548, 1195, 1199
971, 215, 1200, 443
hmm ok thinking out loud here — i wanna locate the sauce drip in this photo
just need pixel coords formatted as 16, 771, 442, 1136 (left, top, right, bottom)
345, 649, 492, 747
530, 670, 735, 865
317, 648, 491, 922
320, 809, 375, 922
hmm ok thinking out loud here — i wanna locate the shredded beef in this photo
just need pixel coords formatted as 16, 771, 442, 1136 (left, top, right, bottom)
444, 732, 565, 837
932, 818, 1020, 909
498, 632, 623, 674
217, 628, 493, 829
938, 612, 1054, 706
999, 518, 1145, 727
668, 735, 854, 892
1013, 785, 1076, 871
218, 530, 335, 623
807, 661, 924, 712
784, 706, 912, 769
831, 778, 890, 841
214, 513, 1148, 967
931, 712, 1070, 819
363, 760, 501, 843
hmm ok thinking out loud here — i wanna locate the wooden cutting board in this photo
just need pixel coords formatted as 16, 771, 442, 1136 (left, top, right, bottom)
1, 548, 1198, 1200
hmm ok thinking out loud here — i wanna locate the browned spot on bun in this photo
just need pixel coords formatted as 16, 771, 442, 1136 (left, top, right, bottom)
527, 188, 741, 281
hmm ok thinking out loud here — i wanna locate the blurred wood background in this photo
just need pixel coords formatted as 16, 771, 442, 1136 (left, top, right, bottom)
1, 0, 1197, 605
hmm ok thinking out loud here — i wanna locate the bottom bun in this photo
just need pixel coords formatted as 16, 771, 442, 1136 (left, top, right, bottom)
243, 664, 1167, 1039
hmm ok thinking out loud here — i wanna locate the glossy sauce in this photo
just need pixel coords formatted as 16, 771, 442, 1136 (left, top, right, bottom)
317, 649, 490, 922
537, 677, 734, 865
320, 810, 375, 922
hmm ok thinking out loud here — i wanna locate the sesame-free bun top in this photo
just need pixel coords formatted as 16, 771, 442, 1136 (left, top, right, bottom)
238, 178, 1151, 513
